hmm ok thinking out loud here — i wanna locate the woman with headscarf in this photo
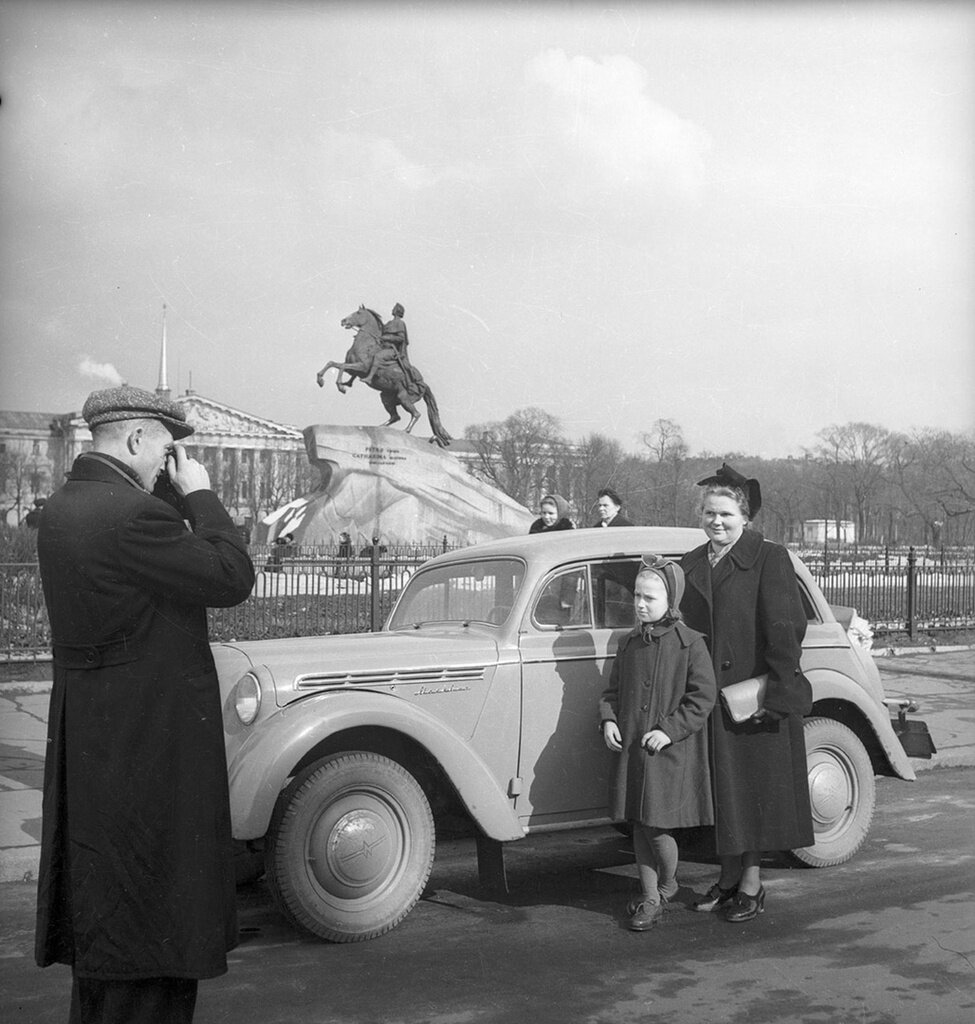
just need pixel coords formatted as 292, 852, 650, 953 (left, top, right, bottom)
529, 494, 574, 533
679, 464, 813, 923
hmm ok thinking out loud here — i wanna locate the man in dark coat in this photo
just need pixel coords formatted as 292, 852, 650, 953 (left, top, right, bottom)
35, 385, 255, 1023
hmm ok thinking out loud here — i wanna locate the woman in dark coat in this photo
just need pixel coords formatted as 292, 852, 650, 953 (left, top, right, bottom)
679, 464, 813, 923
529, 493, 574, 533
591, 487, 633, 527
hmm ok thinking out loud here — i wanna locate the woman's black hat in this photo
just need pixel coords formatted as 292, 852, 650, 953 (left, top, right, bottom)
696, 462, 762, 516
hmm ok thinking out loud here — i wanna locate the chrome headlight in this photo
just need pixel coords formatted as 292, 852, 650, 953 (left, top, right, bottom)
234, 671, 262, 725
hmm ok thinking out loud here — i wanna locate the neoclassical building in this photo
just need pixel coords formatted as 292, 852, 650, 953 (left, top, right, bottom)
1, 390, 312, 532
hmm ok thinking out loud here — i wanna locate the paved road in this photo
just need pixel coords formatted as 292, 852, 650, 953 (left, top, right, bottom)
2, 768, 973, 1024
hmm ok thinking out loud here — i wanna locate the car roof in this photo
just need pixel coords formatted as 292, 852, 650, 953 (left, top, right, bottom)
423, 526, 710, 570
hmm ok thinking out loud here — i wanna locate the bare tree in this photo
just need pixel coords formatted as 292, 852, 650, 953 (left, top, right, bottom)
464, 408, 566, 509
814, 423, 892, 542
640, 418, 689, 526
890, 429, 975, 545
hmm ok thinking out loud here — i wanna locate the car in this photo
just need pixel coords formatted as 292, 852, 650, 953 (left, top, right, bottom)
213, 527, 932, 943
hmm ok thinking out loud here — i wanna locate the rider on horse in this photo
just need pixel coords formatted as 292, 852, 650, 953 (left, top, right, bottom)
361, 304, 420, 388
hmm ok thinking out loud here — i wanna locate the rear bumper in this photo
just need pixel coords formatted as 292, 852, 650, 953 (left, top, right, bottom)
884, 698, 937, 759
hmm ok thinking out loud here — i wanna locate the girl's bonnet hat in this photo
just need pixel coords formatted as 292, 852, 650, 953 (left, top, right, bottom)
639, 553, 685, 621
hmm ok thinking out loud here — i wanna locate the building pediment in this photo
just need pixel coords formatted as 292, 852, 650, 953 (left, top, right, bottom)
177, 394, 303, 441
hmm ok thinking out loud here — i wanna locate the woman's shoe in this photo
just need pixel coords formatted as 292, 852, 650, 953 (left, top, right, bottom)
692, 882, 738, 912
724, 886, 766, 923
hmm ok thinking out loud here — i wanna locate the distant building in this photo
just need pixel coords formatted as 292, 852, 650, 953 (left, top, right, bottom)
1, 395, 311, 530
803, 519, 856, 545
1, 308, 313, 528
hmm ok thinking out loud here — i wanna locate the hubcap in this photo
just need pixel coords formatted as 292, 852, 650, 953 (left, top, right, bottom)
807, 749, 855, 836
306, 791, 405, 900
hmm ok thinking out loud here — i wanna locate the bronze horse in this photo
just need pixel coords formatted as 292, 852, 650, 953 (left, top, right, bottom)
316, 306, 452, 448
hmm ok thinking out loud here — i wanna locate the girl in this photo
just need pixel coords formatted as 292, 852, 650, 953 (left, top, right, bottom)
599, 556, 716, 930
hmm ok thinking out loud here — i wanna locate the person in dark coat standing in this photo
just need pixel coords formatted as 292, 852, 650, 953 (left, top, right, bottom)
679, 464, 813, 924
35, 386, 255, 1023
529, 493, 574, 533
599, 556, 715, 931
591, 487, 634, 527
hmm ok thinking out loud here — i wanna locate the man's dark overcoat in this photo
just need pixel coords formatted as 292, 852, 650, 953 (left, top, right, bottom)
35, 453, 255, 981
599, 621, 716, 828
680, 529, 814, 855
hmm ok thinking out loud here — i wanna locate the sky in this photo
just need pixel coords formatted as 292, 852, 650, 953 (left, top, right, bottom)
1, 0, 973, 457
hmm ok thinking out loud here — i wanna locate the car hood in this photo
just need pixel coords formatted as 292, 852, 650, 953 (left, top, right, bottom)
214, 627, 504, 707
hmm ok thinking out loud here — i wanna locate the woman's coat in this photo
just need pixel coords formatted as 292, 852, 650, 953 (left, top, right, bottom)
599, 621, 716, 828
680, 529, 814, 855
35, 453, 255, 981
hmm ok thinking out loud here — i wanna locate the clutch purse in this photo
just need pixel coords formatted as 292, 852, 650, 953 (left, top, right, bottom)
719, 674, 769, 724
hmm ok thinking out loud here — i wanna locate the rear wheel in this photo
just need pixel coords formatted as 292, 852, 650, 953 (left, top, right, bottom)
791, 717, 875, 867
265, 751, 435, 941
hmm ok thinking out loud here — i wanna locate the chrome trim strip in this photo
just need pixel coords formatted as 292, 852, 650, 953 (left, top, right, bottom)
295, 665, 487, 689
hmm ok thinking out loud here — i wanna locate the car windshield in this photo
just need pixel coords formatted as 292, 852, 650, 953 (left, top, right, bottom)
388, 558, 526, 629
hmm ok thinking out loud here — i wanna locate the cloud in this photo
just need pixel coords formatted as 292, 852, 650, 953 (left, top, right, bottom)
525, 49, 711, 207
79, 357, 124, 386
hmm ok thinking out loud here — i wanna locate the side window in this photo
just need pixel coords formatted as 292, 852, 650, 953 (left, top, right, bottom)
591, 560, 640, 629
532, 568, 591, 629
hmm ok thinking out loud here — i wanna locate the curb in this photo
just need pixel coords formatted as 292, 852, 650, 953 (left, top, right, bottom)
0, 680, 53, 695
872, 643, 975, 658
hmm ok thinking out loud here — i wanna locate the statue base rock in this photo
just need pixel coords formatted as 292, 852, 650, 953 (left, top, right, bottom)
259, 425, 533, 547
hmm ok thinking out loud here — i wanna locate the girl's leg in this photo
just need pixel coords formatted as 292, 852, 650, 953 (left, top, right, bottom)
631, 823, 659, 900
647, 828, 679, 900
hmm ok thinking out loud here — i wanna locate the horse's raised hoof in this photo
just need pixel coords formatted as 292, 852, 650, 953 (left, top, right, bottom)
316, 373, 325, 388
336, 382, 348, 394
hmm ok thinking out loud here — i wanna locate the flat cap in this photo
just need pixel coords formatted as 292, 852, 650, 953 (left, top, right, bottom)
82, 385, 194, 440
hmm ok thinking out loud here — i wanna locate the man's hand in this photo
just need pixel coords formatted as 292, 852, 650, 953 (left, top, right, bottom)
602, 721, 622, 752
167, 444, 211, 496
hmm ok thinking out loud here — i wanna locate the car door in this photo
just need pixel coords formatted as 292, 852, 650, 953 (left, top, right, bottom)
515, 559, 641, 828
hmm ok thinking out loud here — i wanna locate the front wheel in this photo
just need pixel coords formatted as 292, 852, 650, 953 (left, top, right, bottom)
265, 751, 435, 942
791, 717, 876, 867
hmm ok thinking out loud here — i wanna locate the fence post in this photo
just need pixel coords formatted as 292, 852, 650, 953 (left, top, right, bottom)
370, 536, 381, 631
906, 546, 916, 640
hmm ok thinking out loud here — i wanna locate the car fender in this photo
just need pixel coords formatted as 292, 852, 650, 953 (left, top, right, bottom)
228, 688, 525, 842
806, 668, 917, 781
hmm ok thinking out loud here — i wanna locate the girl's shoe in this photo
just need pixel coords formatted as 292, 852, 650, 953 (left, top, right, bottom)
628, 900, 663, 931
724, 886, 766, 923
692, 882, 738, 912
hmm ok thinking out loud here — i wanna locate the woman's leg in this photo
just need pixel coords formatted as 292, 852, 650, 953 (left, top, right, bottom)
717, 853, 743, 889
738, 850, 762, 896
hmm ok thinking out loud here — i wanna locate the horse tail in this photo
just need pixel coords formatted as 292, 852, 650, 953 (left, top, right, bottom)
421, 385, 453, 448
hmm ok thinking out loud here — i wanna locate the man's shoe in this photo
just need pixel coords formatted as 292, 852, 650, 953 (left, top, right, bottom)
724, 887, 766, 923
628, 900, 663, 931
692, 882, 738, 912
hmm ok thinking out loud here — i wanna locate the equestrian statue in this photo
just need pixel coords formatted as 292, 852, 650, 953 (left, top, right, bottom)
316, 304, 453, 448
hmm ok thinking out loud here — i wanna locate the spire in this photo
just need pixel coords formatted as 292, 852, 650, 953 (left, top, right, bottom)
156, 303, 171, 398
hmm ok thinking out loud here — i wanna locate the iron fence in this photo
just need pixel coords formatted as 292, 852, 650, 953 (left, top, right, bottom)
3, 544, 974, 660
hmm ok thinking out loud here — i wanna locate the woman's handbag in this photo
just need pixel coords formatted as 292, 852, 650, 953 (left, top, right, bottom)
719, 674, 769, 724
